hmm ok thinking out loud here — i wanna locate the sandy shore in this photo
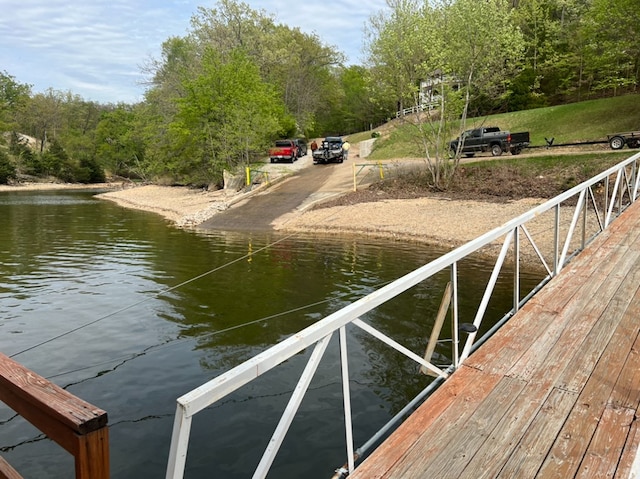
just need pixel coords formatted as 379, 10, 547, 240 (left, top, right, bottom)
96, 184, 236, 227
3, 180, 571, 266
102, 182, 588, 268
273, 197, 547, 248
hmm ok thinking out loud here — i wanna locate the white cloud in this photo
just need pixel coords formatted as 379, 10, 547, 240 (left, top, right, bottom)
0, 0, 388, 103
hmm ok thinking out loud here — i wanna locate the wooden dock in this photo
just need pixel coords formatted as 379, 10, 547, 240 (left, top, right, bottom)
351, 201, 640, 479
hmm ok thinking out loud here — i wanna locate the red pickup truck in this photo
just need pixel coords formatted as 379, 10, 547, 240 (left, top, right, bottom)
269, 140, 298, 163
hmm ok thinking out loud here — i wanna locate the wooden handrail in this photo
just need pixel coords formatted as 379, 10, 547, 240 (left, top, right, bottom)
0, 353, 109, 478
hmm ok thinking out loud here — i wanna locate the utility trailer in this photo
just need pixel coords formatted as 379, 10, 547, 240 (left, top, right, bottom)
607, 131, 640, 150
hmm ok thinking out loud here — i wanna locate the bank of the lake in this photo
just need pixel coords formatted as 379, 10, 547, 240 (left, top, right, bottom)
1, 181, 558, 263
97, 184, 559, 264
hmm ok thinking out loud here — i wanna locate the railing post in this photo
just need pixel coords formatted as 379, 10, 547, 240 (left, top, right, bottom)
451, 263, 460, 368
513, 227, 520, 313
0, 353, 109, 479
75, 428, 110, 479
166, 403, 193, 479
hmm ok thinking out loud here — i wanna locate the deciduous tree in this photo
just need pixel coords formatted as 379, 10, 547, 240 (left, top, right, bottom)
166, 48, 287, 185
365, 0, 524, 190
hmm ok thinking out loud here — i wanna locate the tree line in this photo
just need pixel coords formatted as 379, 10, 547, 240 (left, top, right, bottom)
0, 0, 637, 187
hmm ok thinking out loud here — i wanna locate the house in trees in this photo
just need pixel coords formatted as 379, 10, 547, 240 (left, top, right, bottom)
419, 70, 460, 110
396, 71, 461, 118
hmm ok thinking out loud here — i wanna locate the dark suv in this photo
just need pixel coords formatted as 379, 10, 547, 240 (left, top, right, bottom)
293, 139, 308, 157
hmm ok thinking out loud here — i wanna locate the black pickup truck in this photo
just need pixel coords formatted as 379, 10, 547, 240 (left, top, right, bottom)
449, 126, 530, 157
312, 137, 345, 164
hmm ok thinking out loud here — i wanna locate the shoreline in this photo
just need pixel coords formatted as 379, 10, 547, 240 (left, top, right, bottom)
0, 182, 121, 192
2, 181, 560, 267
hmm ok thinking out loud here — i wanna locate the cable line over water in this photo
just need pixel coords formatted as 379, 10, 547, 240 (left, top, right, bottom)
8, 202, 352, 360
9, 233, 301, 359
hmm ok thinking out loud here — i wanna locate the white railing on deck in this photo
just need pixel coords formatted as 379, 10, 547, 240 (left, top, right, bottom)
166, 152, 640, 479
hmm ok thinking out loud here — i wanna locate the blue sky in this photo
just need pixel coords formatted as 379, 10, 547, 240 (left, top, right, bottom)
1, 0, 388, 104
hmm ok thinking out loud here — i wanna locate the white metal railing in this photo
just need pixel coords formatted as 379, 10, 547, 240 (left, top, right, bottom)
166, 152, 640, 479
395, 101, 439, 118
395, 104, 426, 118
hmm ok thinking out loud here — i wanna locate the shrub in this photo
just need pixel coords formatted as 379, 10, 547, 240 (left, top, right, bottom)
78, 156, 106, 183
0, 150, 16, 184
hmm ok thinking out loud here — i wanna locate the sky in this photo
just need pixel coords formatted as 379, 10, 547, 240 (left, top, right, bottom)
0, 0, 389, 104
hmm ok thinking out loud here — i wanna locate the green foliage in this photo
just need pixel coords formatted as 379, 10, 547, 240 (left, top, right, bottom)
187, 1, 344, 137
1, 0, 638, 189
40, 138, 68, 177
95, 106, 145, 178
164, 48, 287, 184
75, 156, 106, 184
9, 132, 40, 175
0, 71, 31, 131
0, 149, 16, 184
580, 0, 640, 96
365, 0, 525, 189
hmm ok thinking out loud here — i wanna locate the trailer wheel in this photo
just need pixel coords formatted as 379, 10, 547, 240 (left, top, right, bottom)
491, 144, 503, 156
627, 138, 640, 149
511, 147, 522, 155
609, 136, 625, 150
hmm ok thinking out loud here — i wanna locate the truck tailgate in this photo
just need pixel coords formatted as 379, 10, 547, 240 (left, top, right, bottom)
511, 131, 530, 143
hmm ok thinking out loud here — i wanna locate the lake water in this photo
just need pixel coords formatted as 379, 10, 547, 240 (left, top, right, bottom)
0, 189, 543, 478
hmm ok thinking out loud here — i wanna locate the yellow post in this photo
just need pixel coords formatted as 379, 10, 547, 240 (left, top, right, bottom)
378, 161, 384, 179
245, 167, 251, 186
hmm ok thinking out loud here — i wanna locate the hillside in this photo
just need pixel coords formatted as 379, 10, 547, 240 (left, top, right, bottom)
349, 94, 640, 160
324, 94, 640, 208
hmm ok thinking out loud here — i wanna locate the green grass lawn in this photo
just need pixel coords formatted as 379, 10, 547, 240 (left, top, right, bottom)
363, 93, 640, 160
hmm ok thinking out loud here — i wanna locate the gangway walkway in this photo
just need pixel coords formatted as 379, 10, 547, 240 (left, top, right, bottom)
166, 152, 640, 479
350, 200, 640, 478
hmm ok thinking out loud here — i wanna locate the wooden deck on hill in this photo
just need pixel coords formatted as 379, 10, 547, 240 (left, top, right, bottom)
351, 201, 640, 479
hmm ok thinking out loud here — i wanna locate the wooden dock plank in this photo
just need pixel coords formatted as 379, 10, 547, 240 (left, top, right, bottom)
347, 365, 490, 479
380, 369, 505, 478
556, 259, 640, 394
495, 387, 578, 478
610, 332, 640, 410
455, 381, 564, 479
523, 270, 640, 477
507, 243, 640, 384
465, 226, 636, 378
575, 405, 636, 479
615, 415, 640, 478
387, 376, 527, 479
351, 201, 640, 479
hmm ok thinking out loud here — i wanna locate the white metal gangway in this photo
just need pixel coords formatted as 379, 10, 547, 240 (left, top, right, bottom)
166, 152, 640, 479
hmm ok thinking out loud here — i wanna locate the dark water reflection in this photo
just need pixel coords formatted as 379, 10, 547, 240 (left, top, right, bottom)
0, 190, 543, 478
